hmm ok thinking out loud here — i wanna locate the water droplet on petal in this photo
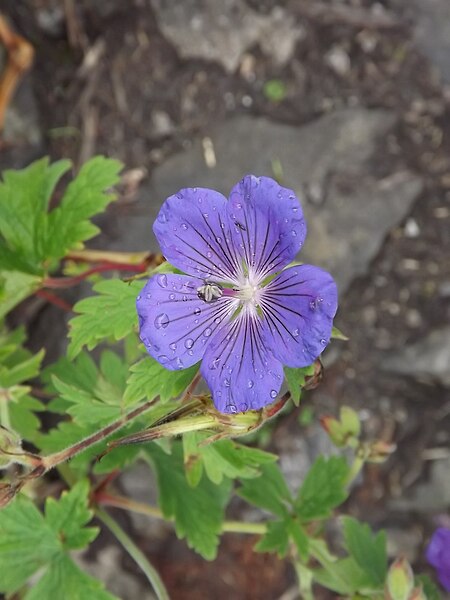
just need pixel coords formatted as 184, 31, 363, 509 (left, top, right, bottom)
247, 379, 254, 388
204, 327, 212, 337
181, 223, 188, 230
293, 328, 299, 337
184, 338, 194, 349
320, 338, 327, 345
157, 211, 168, 223
158, 355, 169, 363
157, 274, 168, 288
270, 390, 277, 398
146, 293, 152, 299
214, 317, 221, 324
216, 236, 222, 243
291, 230, 297, 237
169, 342, 177, 351
224, 378, 231, 387
169, 293, 175, 300
194, 307, 201, 316
203, 213, 209, 219
154, 313, 170, 329
175, 358, 184, 369
209, 357, 220, 370
226, 404, 237, 413
137, 294, 141, 301
239, 402, 248, 411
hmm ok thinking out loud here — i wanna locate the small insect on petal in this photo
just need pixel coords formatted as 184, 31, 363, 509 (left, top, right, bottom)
197, 282, 223, 303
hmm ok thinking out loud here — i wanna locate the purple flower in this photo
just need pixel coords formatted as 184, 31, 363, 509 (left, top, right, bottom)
137, 175, 337, 413
426, 527, 450, 591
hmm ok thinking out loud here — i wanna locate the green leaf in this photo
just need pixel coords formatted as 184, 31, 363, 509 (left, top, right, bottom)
146, 443, 231, 560
313, 557, 374, 595
25, 554, 117, 600
0, 158, 71, 274
238, 463, 293, 518
263, 79, 287, 102
255, 519, 290, 557
0, 271, 40, 318
288, 519, 309, 561
183, 432, 277, 486
44, 157, 121, 260
0, 481, 103, 596
414, 575, 442, 600
331, 326, 349, 341
68, 279, 143, 358
342, 517, 387, 586
0, 349, 44, 387
124, 357, 199, 406
295, 456, 349, 521
284, 364, 315, 405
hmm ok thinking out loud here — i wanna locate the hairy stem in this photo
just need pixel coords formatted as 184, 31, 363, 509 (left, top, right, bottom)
96, 507, 170, 600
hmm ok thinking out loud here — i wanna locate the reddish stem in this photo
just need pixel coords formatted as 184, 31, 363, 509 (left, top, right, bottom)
35, 289, 73, 312
43, 261, 148, 289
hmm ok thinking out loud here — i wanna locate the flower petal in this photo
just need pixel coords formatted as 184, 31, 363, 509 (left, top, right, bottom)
137, 273, 238, 370
153, 187, 242, 283
227, 175, 306, 280
201, 311, 284, 413
260, 265, 338, 367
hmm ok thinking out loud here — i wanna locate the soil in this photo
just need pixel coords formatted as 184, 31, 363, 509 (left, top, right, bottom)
1, 0, 449, 598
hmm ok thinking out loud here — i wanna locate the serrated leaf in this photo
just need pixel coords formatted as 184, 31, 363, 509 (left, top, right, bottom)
331, 326, 349, 341
284, 364, 315, 405
146, 443, 231, 560
288, 519, 309, 561
342, 517, 387, 586
0, 158, 71, 274
25, 554, 117, 600
295, 456, 349, 521
0, 349, 44, 388
183, 432, 277, 486
124, 357, 199, 406
44, 156, 122, 260
238, 463, 293, 518
0, 481, 101, 596
68, 279, 143, 358
255, 519, 290, 557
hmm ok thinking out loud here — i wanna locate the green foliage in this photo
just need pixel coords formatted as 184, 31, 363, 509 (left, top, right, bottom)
238, 462, 293, 518
124, 357, 199, 406
255, 519, 290, 556
415, 575, 442, 600
68, 279, 143, 358
183, 431, 277, 486
0, 481, 116, 599
263, 79, 287, 102
146, 443, 231, 560
0, 325, 44, 440
284, 364, 315, 405
313, 557, 376, 596
295, 456, 349, 521
342, 517, 387, 586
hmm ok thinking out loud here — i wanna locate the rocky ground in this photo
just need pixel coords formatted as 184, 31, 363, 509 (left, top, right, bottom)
1, 0, 450, 598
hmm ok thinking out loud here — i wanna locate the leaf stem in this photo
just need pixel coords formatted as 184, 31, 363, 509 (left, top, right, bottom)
97, 492, 268, 535
95, 507, 170, 600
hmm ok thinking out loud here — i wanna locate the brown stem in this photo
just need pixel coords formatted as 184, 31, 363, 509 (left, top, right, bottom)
43, 262, 148, 289
26, 399, 157, 479
35, 289, 73, 312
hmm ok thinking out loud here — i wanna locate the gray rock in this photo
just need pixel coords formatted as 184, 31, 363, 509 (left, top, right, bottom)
108, 109, 423, 294
150, 0, 304, 72
390, 456, 450, 513
381, 326, 450, 387
411, 0, 450, 83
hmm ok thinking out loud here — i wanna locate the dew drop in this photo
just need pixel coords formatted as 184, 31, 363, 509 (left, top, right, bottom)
169, 342, 177, 351
182, 295, 188, 301
207, 251, 212, 258
194, 307, 201, 316
214, 317, 221, 324
137, 295, 141, 301
169, 293, 175, 300
154, 313, 170, 329
270, 390, 277, 398
157, 274, 168, 288
320, 338, 327, 345
188, 350, 194, 356
247, 379, 254, 388
224, 378, 231, 387
175, 358, 184, 369
181, 223, 188, 230
216, 236, 222, 243
146, 293, 152, 299
226, 404, 237, 413
292, 328, 299, 337
184, 338, 194, 349
157, 211, 168, 223
240, 402, 248, 411
204, 327, 212, 337
158, 355, 169, 363
291, 230, 297, 237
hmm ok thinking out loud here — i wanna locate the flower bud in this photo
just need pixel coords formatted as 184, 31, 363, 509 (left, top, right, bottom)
367, 440, 397, 464
407, 586, 426, 600
320, 415, 347, 446
340, 406, 360, 438
386, 557, 414, 600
